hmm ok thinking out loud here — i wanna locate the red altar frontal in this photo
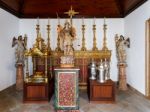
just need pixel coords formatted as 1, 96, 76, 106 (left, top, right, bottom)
54, 67, 80, 111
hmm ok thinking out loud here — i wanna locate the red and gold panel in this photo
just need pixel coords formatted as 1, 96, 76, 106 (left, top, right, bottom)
54, 67, 79, 110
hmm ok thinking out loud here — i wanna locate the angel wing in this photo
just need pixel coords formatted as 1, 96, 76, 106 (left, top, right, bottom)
12, 37, 17, 47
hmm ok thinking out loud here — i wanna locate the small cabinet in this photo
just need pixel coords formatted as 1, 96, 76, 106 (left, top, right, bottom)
88, 79, 115, 103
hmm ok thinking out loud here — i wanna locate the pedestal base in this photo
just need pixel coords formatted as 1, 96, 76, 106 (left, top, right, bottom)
56, 110, 80, 112
54, 67, 80, 110
16, 63, 24, 91
118, 63, 128, 91
60, 64, 74, 68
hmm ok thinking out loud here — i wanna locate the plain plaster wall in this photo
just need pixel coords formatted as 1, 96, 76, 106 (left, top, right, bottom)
19, 18, 124, 81
0, 8, 19, 91
125, 1, 150, 94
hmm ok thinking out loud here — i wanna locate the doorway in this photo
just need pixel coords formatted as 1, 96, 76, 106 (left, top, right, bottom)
145, 19, 150, 98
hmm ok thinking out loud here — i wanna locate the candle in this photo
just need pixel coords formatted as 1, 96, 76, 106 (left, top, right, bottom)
48, 18, 50, 25
104, 17, 106, 25
93, 17, 96, 25
58, 17, 60, 25
37, 17, 39, 25
82, 17, 84, 25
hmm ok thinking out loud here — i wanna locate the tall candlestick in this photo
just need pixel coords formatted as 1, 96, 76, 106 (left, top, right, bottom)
82, 17, 84, 25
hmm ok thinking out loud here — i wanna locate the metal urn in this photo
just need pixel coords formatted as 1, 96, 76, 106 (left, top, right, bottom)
103, 58, 110, 80
89, 60, 97, 80
97, 59, 105, 83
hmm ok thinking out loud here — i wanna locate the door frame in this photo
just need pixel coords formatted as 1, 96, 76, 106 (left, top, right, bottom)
145, 19, 150, 97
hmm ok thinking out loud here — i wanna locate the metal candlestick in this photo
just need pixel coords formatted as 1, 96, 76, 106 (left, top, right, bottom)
81, 24, 87, 51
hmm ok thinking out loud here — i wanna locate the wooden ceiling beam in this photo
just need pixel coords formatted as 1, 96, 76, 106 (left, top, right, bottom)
0, 0, 148, 18
0, 0, 19, 17
115, 0, 124, 17
18, 0, 24, 17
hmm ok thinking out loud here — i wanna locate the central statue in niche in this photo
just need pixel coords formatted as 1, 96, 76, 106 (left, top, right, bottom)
57, 20, 76, 67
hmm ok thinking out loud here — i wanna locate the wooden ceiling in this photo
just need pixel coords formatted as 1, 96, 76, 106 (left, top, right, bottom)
0, 0, 147, 18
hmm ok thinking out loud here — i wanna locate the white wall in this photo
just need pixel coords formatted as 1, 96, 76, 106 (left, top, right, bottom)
0, 8, 19, 91
19, 18, 124, 81
125, 1, 150, 94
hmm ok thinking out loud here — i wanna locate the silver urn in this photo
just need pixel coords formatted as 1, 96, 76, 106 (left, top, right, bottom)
103, 58, 110, 80
97, 60, 105, 83
89, 61, 97, 80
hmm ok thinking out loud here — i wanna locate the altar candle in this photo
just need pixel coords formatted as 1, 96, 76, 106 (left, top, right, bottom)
58, 17, 60, 25
37, 17, 39, 25
48, 18, 50, 25
93, 17, 96, 25
82, 17, 84, 25
104, 17, 106, 25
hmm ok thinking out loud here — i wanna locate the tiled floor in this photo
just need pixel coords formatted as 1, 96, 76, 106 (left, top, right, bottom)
0, 85, 150, 112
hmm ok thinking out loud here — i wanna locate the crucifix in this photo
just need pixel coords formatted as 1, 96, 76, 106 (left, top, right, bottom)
64, 6, 79, 26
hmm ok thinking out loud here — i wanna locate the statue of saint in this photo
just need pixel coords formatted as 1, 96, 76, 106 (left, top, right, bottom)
57, 20, 76, 55
12, 35, 27, 64
115, 35, 130, 63
57, 20, 76, 67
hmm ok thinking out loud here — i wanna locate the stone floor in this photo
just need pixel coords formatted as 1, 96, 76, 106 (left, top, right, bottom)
0, 85, 150, 112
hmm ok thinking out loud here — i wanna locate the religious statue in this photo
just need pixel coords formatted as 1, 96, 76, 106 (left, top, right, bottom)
57, 20, 76, 54
12, 35, 27, 91
57, 20, 76, 67
115, 34, 130, 91
115, 35, 130, 63
12, 35, 27, 64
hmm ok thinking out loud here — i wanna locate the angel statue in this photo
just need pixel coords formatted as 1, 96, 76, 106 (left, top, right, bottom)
115, 35, 130, 63
12, 35, 27, 64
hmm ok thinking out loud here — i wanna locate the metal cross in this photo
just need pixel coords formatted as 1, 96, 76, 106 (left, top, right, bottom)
64, 6, 79, 19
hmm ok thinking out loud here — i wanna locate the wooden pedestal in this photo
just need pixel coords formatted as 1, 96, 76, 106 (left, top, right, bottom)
54, 67, 80, 110
23, 79, 54, 103
88, 79, 115, 103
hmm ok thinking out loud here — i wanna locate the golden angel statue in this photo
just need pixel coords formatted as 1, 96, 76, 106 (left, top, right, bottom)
115, 35, 130, 63
12, 35, 27, 64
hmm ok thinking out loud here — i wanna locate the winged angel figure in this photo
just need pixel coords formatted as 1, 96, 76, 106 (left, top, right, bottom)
12, 35, 27, 64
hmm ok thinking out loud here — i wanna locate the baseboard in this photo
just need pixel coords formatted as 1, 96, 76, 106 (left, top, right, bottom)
0, 84, 16, 92
115, 81, 145, 97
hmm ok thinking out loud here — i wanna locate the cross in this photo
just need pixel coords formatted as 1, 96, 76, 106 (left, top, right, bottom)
64, 6, 79, 18
64, 6, 79, 25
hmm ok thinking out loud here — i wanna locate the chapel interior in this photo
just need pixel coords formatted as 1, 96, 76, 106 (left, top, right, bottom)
0, 0, 150, 112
